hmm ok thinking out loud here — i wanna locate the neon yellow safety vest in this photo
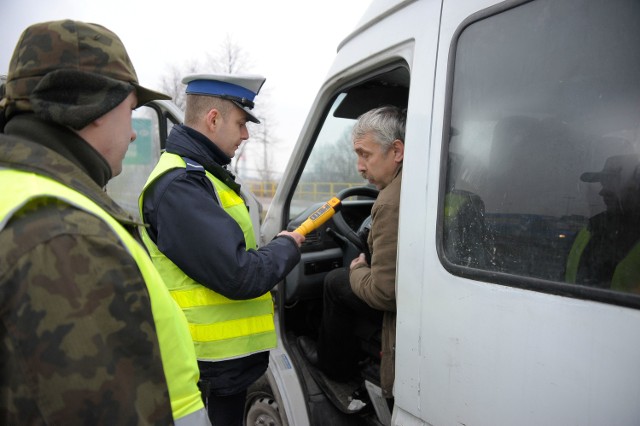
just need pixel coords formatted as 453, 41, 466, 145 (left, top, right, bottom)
0, 169, 207, 426
139, 153, 276, 361
565, 228, 640, 293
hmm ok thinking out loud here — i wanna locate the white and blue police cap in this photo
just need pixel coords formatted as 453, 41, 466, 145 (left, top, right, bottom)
182, 73, 265, 123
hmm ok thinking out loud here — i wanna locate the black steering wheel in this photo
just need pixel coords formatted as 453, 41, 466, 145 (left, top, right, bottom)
330, 186, 379, 262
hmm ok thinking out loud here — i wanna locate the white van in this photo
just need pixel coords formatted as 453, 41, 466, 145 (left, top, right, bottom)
110, 0, 640, 424
254, 0, 640, 425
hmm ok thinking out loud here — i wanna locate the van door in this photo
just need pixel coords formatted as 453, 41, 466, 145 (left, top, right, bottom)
270, 64, 413, 426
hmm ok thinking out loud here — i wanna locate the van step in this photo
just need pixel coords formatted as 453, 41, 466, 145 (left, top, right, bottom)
306, 363, 369, 415
364, 380, 391, 426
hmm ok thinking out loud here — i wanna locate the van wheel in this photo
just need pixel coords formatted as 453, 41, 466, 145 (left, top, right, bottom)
245, 392, 283, 426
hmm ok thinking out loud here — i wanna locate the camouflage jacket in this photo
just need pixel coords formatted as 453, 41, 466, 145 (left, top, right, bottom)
0, 115, 173, 425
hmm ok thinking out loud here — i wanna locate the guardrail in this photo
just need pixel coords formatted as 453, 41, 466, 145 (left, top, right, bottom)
245, 181, 363, 200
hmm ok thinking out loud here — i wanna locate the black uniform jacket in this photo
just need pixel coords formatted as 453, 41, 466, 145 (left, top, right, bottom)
142, 124, 301, 394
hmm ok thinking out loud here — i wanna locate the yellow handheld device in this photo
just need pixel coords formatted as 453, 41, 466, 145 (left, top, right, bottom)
294, 197, 342, 236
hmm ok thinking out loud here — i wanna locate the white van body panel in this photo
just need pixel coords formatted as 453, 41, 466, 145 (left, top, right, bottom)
394, 2, 640, 425
268, 314, 311, 426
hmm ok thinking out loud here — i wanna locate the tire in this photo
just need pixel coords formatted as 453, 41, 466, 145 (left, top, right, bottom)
245, 391, 283, 426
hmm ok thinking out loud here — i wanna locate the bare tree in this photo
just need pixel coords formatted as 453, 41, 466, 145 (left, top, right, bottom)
212, 34, 250, 74
158, 34, 278, 182
305, 127, 361, 183
233, 88, 278, 180
159, 60, 199, 111
245, 117, 277, 182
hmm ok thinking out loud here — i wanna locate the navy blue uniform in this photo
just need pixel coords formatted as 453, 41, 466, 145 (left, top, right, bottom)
141, 124, 300, 399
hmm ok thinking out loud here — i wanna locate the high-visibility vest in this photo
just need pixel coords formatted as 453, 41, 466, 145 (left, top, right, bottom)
565, 228, 640, 293
444, 191, 470, 218
0, 169, 208, 426
443, 190, 489, 268
139, 153, 276, 361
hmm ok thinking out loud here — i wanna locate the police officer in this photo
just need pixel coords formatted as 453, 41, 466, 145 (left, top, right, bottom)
139, 74, 305, 426
0, 20, 208, 425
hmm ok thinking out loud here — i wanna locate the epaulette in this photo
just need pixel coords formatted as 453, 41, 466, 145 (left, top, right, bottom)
182, 157, 205, 174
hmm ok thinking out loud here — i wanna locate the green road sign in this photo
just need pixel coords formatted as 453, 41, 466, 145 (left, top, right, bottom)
125, 118, 153, 165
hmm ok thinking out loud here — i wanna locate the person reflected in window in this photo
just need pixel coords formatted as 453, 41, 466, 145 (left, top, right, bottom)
444, 152, 491, 269
565, 154, 640, 293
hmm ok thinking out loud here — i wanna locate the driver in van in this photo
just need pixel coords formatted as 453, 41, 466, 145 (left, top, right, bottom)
565, 153, 640, 293
298, 105, 405, 405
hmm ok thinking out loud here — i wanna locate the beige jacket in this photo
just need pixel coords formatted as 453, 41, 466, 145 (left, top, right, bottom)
350, 166, 401, 398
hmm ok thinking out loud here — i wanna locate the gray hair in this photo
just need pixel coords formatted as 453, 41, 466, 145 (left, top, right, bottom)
351, 105, 406, 151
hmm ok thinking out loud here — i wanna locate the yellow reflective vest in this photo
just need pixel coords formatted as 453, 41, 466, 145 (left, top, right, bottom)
565, 228, 640, 293
139, 153, 276, 361
0, 169, 207, 426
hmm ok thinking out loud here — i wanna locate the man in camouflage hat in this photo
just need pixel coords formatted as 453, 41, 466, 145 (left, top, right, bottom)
0, 20, 209, 425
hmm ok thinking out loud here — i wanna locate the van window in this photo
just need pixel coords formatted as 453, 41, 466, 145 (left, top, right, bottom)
289, 95, 364, 219
443, 0, 640, 297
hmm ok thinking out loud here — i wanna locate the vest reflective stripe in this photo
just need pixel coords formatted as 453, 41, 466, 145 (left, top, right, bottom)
566, 227, 640, 293
0, 169, 206, 424
189, 313, 274, 340
139, 153, 276, 361
172, 287, 274, 317
175, 408, 211, 426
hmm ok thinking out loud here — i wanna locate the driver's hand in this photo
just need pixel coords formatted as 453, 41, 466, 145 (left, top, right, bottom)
277, 230, 306, 247
350, 253, 368, 270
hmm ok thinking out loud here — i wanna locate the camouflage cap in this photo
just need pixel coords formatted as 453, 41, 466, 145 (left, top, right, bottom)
2, 20, 170, 126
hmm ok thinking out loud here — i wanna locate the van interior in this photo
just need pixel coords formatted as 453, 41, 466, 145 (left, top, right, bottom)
275, 65, 411, 425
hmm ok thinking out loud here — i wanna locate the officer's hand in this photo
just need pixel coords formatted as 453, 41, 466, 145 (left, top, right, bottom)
277, 230, 305, 247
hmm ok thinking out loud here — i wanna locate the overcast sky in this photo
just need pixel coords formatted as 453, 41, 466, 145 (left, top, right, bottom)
1, 0, 372, 174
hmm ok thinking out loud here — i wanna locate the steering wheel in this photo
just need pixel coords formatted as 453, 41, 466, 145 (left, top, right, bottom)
330, 186, 379, 262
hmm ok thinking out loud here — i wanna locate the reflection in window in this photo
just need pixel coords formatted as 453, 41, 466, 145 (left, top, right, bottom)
444, 0, 640, 295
